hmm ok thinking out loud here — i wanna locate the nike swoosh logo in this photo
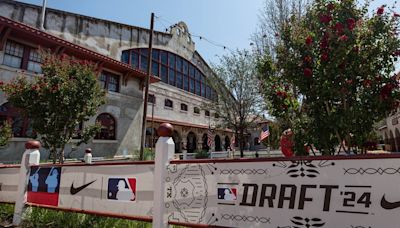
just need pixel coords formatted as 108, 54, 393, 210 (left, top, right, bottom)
70, 180, 96, 195
381, 195, 400, 209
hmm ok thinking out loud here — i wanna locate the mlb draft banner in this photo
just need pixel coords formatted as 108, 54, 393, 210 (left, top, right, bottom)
57, 164, 154, 218
165, 157, 400, 227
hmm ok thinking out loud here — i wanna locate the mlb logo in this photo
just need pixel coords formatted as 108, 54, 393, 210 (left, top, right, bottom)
218, 187, 237, 201
107, 178, 136, 202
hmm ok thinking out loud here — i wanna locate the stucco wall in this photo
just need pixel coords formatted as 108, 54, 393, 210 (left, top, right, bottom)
0, 49, 143, 162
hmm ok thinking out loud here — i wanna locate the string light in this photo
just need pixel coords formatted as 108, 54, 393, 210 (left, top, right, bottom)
155, 15, 235, 53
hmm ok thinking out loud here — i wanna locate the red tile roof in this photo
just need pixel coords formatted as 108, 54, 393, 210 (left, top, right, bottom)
0, 16, 159, 83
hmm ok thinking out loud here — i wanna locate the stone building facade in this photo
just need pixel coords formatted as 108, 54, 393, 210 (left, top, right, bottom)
377, 110, 400, 152
0, 0, 233, 161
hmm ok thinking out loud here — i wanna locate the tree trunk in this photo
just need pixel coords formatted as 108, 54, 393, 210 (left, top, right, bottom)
59, 149, 64, 164
51, 147, 57, 164
239, 128, 244, 157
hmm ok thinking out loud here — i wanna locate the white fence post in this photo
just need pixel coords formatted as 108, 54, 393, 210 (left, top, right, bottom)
153, 123, 174, 228
13, 140, 41, 226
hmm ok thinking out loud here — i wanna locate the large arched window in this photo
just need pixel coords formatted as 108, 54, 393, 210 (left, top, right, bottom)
0, 102, 34, 137
95, 113, 116, 140
121, 48, 217, 101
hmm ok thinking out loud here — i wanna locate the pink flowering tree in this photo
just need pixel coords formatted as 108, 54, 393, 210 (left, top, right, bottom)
0, 52, 105, 163
257, 0, 400, 155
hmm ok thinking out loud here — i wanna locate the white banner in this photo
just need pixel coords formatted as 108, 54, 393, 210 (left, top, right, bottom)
23, 163, 154, 219
1, 157, 400, 227
165, 157, 400, 227
58, 164, 154, 218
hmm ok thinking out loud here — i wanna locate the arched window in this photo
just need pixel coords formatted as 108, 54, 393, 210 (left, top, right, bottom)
193, 107, 200, 114
0, 102, 34, 137
187, 132, 197, 153
214, 135, 222, 151
202, 133, 209, 151
95, 113, 116, 140
121, 48, 218, 100
165, 99, 173, 108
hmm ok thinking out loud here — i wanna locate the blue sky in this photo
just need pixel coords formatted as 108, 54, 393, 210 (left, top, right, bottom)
16, 0, 398, 66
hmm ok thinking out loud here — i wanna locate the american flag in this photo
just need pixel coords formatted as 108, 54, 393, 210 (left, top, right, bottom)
207, 128, 213, 147
259, 125, 270, 143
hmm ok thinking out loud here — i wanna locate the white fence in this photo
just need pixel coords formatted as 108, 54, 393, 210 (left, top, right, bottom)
0, 134, 399, 227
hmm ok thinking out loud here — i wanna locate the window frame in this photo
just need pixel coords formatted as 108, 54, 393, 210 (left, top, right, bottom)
180, 103, 188, 112
120, 48, 218, 100
148, 94, 156, 104
3, 40, 42, 73
0, 102, 34, 138
164, 99, 173, 109
193, 107, 200, 115
100, 71, 120, 93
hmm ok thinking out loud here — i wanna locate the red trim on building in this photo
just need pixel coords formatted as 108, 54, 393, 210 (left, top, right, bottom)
0, 16, 159, 83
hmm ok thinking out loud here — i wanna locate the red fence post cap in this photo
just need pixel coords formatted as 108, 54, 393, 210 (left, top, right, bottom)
157, 123, 173, 137
25, 140, 41, 149
85, 148, 92, 154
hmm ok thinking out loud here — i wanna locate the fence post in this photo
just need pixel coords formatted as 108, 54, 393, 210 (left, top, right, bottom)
13, 140, 41, 226
84, 148, 92, 164
153, 123, 174, 228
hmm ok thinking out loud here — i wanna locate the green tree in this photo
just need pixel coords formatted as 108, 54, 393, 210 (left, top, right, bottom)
251, 0, 311, 57
0, 122, 12, 147
206, 50, 264, 157
0, 52, 105, 163
258, 0, 400, 155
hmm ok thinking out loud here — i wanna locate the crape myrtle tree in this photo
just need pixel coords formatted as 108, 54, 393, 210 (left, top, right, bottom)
206, 50, 264, 157
257, 0, 400, 155
0, 52, 105, 163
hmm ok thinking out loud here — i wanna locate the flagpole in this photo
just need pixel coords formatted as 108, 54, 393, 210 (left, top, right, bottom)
268, 132, 271, 157
40, 0, 47, 31
139, 13, 155, 160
